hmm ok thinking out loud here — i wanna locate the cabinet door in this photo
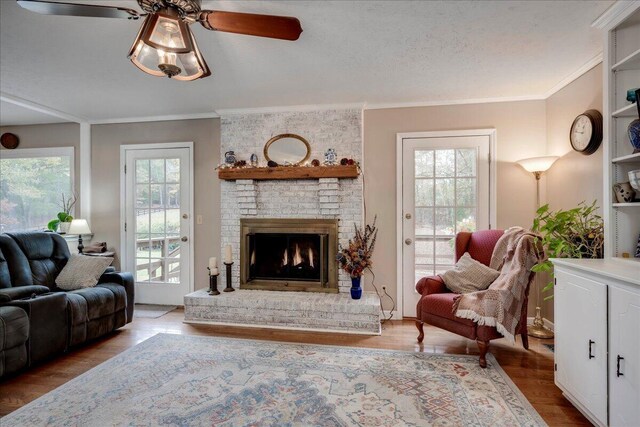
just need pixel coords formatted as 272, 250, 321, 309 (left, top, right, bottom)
554, 269, 607, 425
610, 286, 640, 427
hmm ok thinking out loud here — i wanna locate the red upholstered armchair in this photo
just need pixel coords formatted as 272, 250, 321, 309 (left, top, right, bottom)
415, 229, 532, 368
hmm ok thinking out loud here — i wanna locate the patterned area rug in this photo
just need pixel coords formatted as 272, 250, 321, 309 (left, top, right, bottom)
2, 334, 546, 426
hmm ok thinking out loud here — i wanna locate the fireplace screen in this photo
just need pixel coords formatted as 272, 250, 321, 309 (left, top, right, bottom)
240, 218, 338, 292
248, 233, 324, 282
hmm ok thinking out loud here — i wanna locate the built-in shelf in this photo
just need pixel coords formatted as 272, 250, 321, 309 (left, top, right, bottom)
612, 152, 640, 163
612, 47, 640, 71
612, 102, 638, 118
612, 202, 640, 207
218, 164, 359, 181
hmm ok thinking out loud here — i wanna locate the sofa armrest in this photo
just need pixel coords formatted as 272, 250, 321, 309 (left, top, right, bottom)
98, 271, 134, 323
0, 285, 51, 304
416, 275, 448, 296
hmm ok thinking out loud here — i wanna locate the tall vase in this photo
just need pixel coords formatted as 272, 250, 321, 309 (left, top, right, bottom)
350, 276, 362, 300
629, 89, 640, 153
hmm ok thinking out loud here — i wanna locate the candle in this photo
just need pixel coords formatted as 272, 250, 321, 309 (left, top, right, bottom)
224, 245, 233, 264
208, 257, 217, 271
210, 267, 219, 276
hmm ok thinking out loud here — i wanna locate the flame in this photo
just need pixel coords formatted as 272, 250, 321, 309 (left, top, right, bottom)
308, 247, 314, 269
282, 248, 288, 267
293, 244, 303, 266
250, 249, 256, 266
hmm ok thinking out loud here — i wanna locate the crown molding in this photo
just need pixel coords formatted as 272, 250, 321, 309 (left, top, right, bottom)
215, 103, 365, 117
542, 52, 603, 99
592, 0, 640, 30
1, 92, 86, 124
363, 94, 545, 111
89, 112, 220, 125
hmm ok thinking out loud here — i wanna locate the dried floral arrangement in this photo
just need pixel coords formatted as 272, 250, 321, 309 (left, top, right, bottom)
336, 217, 378, 278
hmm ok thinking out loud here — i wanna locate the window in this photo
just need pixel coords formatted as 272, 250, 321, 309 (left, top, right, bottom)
0, 147, 74, 232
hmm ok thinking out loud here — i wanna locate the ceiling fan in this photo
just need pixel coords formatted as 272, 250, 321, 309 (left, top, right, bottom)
16, 0, 303, 81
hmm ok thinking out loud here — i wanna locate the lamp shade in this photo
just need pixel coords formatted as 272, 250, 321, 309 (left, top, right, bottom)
516, 156, 559, 173
67, 219, 92, 235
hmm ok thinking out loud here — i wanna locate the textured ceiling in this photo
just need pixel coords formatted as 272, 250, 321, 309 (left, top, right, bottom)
0, 0, 612, 124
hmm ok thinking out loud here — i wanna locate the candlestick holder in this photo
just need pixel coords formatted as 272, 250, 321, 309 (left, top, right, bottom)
207, 267, 220, 295
223, 261, 235, 292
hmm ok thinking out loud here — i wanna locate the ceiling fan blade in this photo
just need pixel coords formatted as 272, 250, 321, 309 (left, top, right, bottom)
200, 10, 302, 41
17, 0, 141, 19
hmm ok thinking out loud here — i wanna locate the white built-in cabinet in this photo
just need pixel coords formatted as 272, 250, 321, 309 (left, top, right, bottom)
554, 268, 608, 424
552, 259, 640, 427
554, 5, 640, 425
609, 286, 640, 426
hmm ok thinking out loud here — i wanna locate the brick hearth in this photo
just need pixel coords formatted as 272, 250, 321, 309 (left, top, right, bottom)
183, 290, 381, 335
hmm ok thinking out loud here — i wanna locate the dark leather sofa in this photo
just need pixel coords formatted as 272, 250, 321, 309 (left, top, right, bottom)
0, 232, 134, 377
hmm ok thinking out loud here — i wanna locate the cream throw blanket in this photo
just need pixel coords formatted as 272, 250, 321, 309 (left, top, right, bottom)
452, 227, 544, 342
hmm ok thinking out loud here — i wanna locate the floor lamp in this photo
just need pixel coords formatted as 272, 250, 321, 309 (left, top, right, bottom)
516, 155, 558, 339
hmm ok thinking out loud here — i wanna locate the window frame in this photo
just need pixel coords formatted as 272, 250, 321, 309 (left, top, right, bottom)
0, 146, 76, 230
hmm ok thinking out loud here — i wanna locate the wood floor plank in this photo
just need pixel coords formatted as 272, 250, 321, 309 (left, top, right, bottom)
0, 309, 590, 425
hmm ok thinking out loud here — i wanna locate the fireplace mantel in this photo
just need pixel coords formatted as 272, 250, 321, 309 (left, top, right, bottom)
218, 164, 359, 181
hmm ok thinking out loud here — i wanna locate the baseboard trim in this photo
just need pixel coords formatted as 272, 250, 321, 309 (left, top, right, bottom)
527, 316, 554, 332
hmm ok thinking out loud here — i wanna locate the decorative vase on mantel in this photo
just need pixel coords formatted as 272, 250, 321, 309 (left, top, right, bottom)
350, 276, 362, 300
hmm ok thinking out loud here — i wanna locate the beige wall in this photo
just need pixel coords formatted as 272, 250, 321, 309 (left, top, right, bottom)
541, 64, 603, 321
363, 101, 548, 313
0, 122, 83, 215
90, 118, 220, 293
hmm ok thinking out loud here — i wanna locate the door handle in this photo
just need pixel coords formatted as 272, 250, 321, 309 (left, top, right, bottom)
617, 355, 624, 377
181, 236, 188, 242
405, 213, 412, 219
405, 238, 412, 245
588, 340, 595, 359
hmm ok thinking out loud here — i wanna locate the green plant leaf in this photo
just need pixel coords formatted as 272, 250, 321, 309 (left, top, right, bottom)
47, 219, 60, 231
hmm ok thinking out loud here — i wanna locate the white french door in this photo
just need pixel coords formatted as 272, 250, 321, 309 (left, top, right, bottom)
123, 146, 193, 305
399, 132, 493, 317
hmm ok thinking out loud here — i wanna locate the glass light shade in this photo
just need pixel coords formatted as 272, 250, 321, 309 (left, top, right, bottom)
516, 156, 559, 173
67, 219, 92, 235
128, 11, 211, 81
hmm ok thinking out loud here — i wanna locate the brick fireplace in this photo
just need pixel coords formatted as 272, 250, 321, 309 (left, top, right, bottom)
220, 108, 363, 293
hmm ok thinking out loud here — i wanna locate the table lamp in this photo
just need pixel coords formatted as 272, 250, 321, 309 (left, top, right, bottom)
67, 219, 92, 254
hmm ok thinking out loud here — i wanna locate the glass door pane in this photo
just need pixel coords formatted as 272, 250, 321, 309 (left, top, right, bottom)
134, 157, 181, 285
414, 148, 478, 283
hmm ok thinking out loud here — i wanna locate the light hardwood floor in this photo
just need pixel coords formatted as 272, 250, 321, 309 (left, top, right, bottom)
0, 309, 589, 425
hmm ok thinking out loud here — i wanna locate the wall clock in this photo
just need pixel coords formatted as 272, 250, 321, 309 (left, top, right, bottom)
569, 109, 603, 155
0, 133, 20, 149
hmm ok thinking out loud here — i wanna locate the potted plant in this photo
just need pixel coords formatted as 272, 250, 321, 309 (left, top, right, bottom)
336, 217, 378, 299
47, 192, 77, 233
531, 200, 604, 296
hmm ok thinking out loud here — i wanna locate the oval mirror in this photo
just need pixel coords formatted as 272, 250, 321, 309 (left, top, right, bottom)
263, 134, 311, 166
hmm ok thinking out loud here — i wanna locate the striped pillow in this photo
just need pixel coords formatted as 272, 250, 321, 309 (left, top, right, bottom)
441, 252, 500, 294
56, 254, 114, 290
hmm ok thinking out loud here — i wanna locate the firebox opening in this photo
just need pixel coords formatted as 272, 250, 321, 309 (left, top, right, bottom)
240, 218, 338, 293
248, 233, 323, 282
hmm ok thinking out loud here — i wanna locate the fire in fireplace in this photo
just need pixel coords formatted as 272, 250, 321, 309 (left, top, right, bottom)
249, 233, 321, 282
240, 219, 338, 292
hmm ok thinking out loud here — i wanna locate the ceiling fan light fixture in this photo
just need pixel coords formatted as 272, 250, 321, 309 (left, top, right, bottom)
128, 8, 210, 81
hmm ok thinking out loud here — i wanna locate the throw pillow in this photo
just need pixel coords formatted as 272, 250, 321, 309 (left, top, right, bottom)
55, 255, 114, 291
441, 252, 500, 294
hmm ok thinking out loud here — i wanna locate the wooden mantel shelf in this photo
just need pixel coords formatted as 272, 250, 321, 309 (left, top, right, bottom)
218, 165, 359, 181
